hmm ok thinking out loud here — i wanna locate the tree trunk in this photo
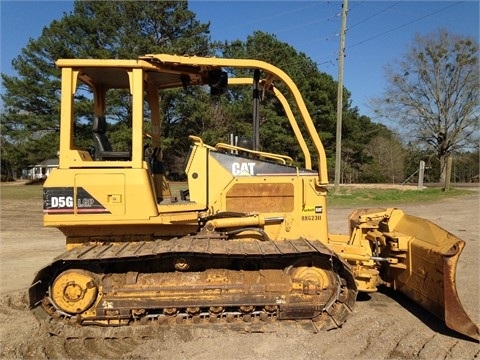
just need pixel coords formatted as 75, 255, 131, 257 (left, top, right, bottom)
439, 154, 447, 185
442, 154, 453, 191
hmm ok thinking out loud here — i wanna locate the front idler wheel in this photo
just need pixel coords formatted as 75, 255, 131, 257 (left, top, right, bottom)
51, 269, 99, 314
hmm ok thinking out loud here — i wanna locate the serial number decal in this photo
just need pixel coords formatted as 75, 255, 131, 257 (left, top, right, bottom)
301, 215, 322, 221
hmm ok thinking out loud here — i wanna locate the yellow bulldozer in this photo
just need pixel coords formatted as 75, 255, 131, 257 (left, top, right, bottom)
29, 54, 478, 341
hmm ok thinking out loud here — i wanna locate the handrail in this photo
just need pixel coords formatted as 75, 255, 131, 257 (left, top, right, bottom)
227, 78, 312, 170
145, 54, 329, 184
214, 143, 293, 165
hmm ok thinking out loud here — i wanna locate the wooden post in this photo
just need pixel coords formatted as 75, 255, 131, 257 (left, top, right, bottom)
417, 160, 425, 190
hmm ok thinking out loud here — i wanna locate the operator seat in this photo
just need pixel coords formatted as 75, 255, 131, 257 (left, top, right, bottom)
92, 115, 131, 161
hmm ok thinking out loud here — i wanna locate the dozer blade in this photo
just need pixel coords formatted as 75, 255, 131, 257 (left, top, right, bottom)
380, 210, 479, 341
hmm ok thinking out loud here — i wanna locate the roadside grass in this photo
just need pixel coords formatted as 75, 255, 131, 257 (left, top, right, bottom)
0, 183, 43, 200
326, 187, 474, 207
0, 182, 474, 206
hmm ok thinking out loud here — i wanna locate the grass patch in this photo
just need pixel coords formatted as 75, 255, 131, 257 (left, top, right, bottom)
327, 187, 473, 208
1, 181, 473, 206
1, 183, 43, 200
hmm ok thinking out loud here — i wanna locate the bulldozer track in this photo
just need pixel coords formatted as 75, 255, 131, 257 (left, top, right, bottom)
30, 237, 357, 330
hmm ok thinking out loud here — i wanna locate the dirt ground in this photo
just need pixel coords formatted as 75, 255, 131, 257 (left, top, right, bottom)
0, 185, 478, 359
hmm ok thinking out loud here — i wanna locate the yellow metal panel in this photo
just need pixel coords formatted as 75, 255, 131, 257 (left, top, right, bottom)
75, 173, 126, 216
58, 67, 74, 169
184, 144, 208, 205
131, 68, 144, 169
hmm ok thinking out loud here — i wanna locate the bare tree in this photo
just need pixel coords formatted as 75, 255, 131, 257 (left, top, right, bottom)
372, 29, 479, 190
365, 135, 404, 183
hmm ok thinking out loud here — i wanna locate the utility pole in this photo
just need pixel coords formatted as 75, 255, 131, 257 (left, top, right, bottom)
334, 0, 348, 192
252, 69, 260, 151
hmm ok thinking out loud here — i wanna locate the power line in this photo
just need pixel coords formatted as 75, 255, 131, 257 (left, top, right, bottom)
349, 1, 463, 49
209, 1, 340, 52
275, 13, 340, 35
348, 1, 402, 30
249, 0, 463, 70
310, 1, 464, 67
214, 3, 323, 32
209, 1, 466, 85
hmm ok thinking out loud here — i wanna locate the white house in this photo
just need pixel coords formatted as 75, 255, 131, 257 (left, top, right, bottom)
23, 158, 59, 180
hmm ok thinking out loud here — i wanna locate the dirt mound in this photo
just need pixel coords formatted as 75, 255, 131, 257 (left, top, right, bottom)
0, 291, 154, 359
1, 289, 478, 360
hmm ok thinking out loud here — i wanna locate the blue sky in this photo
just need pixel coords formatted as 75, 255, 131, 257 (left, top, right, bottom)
1, 1, 479, 119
